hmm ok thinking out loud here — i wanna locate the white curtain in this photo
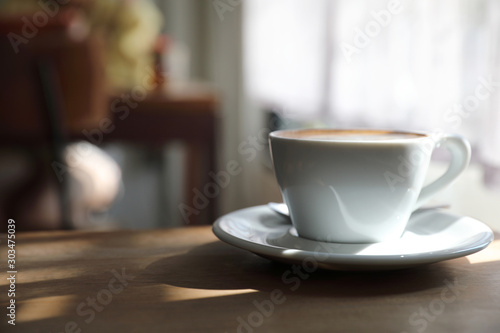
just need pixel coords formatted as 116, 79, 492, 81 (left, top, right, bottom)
245, 0, 500, 188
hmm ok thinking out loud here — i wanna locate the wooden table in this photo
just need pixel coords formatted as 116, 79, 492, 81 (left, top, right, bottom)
1, 227, 499, 333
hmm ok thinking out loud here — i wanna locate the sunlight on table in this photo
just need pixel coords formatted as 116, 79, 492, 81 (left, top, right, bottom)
17, 295, 76, 323
162, 285, 258, 302
467, 239, 500, 265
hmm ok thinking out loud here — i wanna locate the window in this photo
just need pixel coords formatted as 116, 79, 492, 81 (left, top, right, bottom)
245, 0, 500, 188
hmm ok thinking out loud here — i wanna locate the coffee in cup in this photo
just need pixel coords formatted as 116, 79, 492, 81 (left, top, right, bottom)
269, 129, 471, 243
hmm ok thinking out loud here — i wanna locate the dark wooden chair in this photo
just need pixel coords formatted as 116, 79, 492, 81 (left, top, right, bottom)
0, 9, 107, 230
0, 9, 219, 229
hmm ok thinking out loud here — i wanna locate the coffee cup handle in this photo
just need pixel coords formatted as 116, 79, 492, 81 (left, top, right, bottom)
414, 134, 471, 209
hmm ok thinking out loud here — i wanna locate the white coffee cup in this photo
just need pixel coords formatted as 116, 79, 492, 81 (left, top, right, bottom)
269, 129, 471, 243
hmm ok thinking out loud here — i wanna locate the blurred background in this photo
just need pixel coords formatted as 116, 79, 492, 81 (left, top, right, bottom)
0, 0, 499, 231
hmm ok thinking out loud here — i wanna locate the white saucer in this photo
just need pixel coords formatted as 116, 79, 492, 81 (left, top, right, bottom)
212, 205, 494, 271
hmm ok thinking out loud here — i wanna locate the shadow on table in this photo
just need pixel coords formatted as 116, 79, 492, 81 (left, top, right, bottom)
5, 236, 497, 333
141, 240, 465, 298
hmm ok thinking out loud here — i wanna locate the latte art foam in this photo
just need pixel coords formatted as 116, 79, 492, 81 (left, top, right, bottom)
274, 129, 426, 142
301, 133, 422, 141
